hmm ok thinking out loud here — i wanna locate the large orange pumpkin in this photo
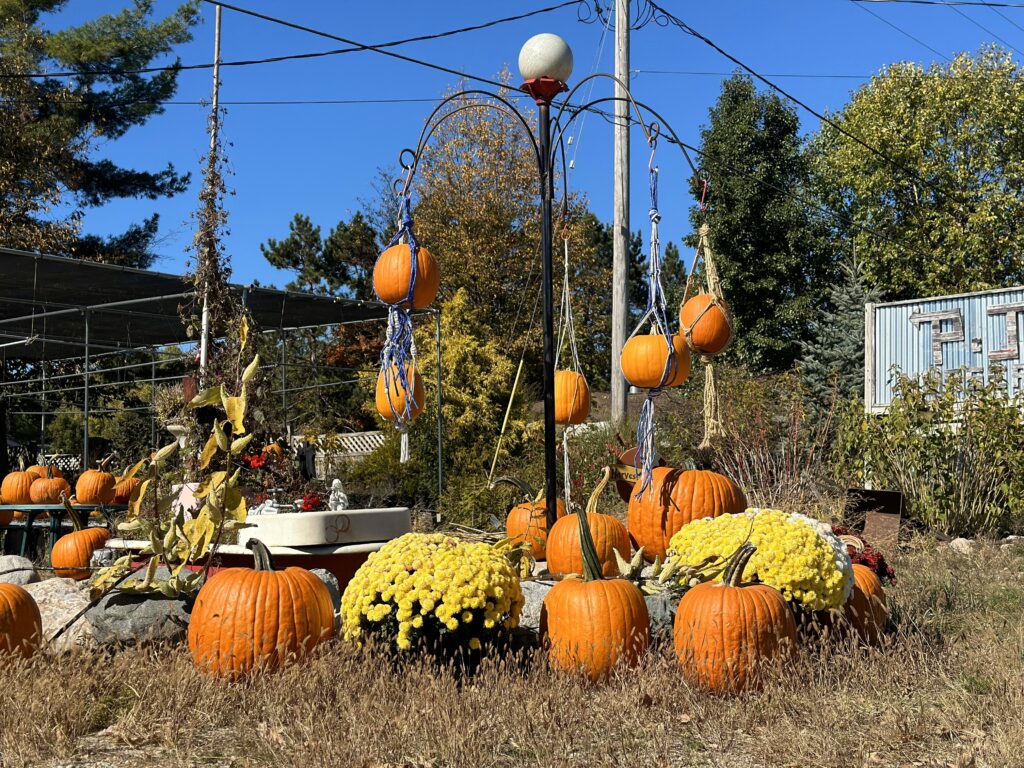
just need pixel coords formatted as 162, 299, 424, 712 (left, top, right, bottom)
679, 293, 732, 356
546, 468, 630, 579
51, 500, 110, 581
375, 364, 425, 423
628, 468, 747, 562
554, 370, 590, 425
26, 464, 63, 481
541, 467, 649, 680
188, 539, 335, 679
843, 564, 888, 645
1, 472, 35, 506
492, 477, 566, 561
29, 468, 72, 505
75, 456, 116, 506
373, 243, 440, 310
112, 476, 141, 505
620, 334, 690, 389
0, 583, 42, 659
673, 544, 796, 693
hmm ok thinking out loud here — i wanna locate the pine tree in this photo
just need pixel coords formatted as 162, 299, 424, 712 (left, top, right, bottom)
0, 1, 199, 266
799, 256, 880, 410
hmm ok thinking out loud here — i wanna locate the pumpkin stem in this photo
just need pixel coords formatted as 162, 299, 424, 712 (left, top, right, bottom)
245, 538, 276, 571
722, 544, 756, 587
488, 476, 537, 504
97, 453, 115, 472
62, 494, 84, 532
579, 467, 612, 582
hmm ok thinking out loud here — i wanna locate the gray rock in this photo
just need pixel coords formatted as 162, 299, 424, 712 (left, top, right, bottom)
311, 568, 341, 629
644, 591, 678, 641
90, 547, 116, 569
24, 577, 94, 653
88, 591, 192, 647
949, 537, 975, 555
518, 579, 555, 631
0, 555, 39, 586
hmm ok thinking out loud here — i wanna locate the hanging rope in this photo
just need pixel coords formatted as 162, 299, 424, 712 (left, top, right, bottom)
680, 218, 733, 450
629, 134, 677, 499
379, 195, 420, 463
555, 232, 589, 511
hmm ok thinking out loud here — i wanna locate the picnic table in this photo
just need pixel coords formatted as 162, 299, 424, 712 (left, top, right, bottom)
0, 504, 124, 558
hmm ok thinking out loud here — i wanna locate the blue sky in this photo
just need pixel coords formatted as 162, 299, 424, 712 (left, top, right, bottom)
47, 0, 1024, 287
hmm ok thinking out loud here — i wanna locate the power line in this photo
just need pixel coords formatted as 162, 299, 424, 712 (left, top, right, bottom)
635, 68, 874, 80
646, 1, 960, 206
852, 0, 1024, 7
978, 0, 1024, 33
943, 2, 1024, 57
850, 0, 952, 59
0, 0, 581, 80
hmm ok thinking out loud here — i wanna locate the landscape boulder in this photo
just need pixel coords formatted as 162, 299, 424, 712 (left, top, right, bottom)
518, 579, 554, 631
311, 568, 342, 629
24, 577, 94, 653
0, 555, 40, 586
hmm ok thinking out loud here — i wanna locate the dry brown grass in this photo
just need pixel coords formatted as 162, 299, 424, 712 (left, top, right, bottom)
3, 542, 1024, 768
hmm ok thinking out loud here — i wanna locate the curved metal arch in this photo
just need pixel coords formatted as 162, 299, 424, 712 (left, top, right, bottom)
550, 72, 657, 147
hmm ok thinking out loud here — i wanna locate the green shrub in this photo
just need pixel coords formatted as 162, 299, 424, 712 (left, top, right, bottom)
832, 370, 1024, 537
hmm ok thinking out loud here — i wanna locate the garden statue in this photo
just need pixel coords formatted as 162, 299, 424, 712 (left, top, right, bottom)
329, 479, 349, 511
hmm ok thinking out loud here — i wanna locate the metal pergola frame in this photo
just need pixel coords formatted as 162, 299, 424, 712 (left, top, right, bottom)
0, 249, 444, 500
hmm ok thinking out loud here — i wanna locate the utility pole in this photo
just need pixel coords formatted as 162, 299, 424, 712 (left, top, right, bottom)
198, 4, 222, 385
611, 0, 630, 425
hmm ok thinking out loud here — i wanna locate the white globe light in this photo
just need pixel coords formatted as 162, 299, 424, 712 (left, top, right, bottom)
518, 33, 573, 84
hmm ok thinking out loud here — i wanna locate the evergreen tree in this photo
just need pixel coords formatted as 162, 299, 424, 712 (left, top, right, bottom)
687, 74, 834, 372
0, 0, 199, 266
799, 256, 880, 410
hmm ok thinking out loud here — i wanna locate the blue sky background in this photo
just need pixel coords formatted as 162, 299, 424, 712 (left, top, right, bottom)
45, 0, 1024, 287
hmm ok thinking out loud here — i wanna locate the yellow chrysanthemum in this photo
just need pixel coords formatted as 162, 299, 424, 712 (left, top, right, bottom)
666, 508, 853, 611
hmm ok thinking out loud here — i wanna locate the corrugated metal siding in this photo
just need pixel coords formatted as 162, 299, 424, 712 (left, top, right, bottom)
868, 286, 1024, 410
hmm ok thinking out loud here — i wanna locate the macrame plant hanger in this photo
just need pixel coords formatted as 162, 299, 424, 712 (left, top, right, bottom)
379, 195, 420, 463
555, 224, 587, 511
629, 133, 678, 499
680, 185, 733, 450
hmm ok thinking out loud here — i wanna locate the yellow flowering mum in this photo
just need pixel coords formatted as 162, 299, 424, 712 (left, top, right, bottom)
666, 509, 853, 611
341, 533, 524, 651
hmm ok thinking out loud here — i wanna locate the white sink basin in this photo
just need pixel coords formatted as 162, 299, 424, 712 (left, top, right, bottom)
238, 507, 410, 548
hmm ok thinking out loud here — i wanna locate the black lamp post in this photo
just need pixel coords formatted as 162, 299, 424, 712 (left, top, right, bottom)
395, 33, 693, 529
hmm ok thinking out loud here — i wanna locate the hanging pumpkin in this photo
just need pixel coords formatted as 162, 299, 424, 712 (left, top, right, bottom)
26, 464, 63, 481
1, 471, 35, 506
375, 364, 425, 424
842, 564, 888, 645
554, 370, 590, 425
673, 544, 796, 693
373, 243, 440, 310
0, 583, 42, 659
188, 539, 335, 679
112, 475, 141, 505
75, 455, 116, 506
492, 477, 566, 561
628, 468, 747, 562
620, 334, 690, 390
51, 500, 110, 581
541, 467, 649, 680
546, 468, 631, 579
29, 468, 72, 505
679, 292, 732, 356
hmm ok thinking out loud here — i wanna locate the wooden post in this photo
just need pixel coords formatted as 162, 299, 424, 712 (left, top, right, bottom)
610, 0, 630, 426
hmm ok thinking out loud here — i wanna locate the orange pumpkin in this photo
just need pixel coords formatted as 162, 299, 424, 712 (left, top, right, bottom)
541, 467, 649, 680
112, 476, 141, 505
554, 370, 591, 425
373, 243, 440, 310
620, 334, 690, 389
673, 544, 796, 693
188, 539, 335, 679
679, 293, 732, 356
262, 443, 286, 463
628, 468, 747, 562
843, 564, 888, 645
375, 364, 425, 424
546, 468, 631, 579
26, 464, 63, 481
29, 468, 72, 505
51, 500, 110, 581
492, 477, 566, 561
75, 455, 116, 506
1, 472, 35, 506
0, 583, 42, 659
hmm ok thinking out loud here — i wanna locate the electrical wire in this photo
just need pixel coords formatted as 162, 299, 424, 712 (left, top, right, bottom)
977, 0, 1024, 33
943, 2, 1024, 57
850, 0, 952, 59
852, 0, 1024, 7
0, 0, 582, 81
646, 1, 961, 205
